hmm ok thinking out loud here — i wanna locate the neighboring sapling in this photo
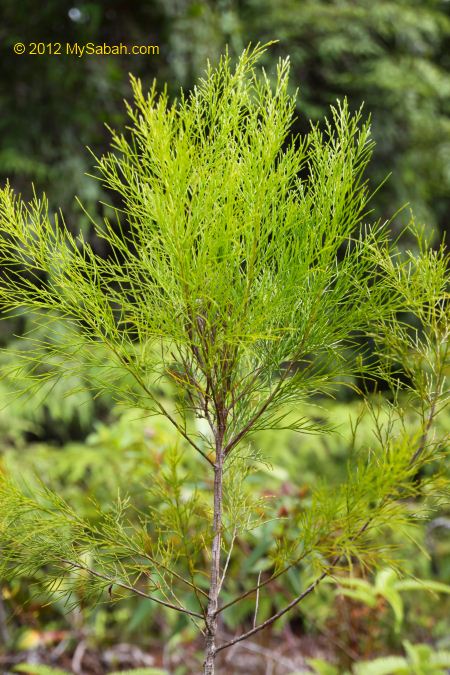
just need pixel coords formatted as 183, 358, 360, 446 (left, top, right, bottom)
0, 45, 448, 673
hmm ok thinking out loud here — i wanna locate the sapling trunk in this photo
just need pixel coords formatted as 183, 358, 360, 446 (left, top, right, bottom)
204, 446, 224, 674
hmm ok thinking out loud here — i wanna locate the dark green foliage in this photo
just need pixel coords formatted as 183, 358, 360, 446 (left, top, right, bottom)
1, 1, 448, 236
246, 0, 450, 236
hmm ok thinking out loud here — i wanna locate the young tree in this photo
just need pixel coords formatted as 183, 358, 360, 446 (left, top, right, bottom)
0, 45, 448, 673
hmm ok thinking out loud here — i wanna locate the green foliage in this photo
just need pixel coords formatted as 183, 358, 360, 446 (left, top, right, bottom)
0, 49, 382, 428
354, 641, 450, 675
14, 665, 69, 675
306, 659, 343, 675
14, 666, 166, 675
325, 568, 450, 631
1, 45, 445, 439
1, 1, 447, 376
1, 409, 180, 517
2, 1, 449, 381
308, 641, 450, 674
0, 313, 117, 442
109, 670, 167, 675
241, 0, 450, 234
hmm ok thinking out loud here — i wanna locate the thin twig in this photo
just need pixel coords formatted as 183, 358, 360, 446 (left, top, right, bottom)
224, 300, 323, 455
142, 552, 209, 600
71, 638, 87, 675
224, 369, 288, 455
215, 568, 331, 654
111, 527, 210, 603
215, 550, 309, 616
411, 338, 447, 465
221, 631, 299, 671
218, 527, 237, 594
109, 343, 215, 467
253, 571, 262, 629
61, 559, 203, 619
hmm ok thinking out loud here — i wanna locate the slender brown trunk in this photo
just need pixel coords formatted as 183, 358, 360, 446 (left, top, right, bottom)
204, 437, 224, 674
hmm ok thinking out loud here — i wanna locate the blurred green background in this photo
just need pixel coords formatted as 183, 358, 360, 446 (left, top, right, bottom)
0, 2, 449, 673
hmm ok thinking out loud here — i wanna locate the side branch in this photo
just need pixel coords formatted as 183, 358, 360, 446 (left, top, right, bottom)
107, 342, 215, 467
224, 367, 290, 455
61, 560, 203, 619
215, 521, 371, 653
214, 551, 308, 616
224, 312, 321, 455
214, 568, 330, 654
215, 392, 441, 653
140, 552, 209, 601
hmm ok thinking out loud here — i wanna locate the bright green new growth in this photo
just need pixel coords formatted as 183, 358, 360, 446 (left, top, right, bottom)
0, 45, 448, 672
0, 47, 400, 436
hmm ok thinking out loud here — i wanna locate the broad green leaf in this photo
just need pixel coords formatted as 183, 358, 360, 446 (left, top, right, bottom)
306, 657, 342, 675
14, 665, 70, 675
374, 568, 397, 592
109, 670, 167, 675
353, 656, 409, 675
379, 588, 403, 630
395, 579, 450, 594
338, 588, 377, 607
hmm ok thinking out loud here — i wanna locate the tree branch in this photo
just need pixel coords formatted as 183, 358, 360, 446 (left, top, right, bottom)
215, 392, 441, 654
217, 527, 236, 595
141, 552, 209, 601
106, 341, 215, 467
214, 567, 330, 654
214, 551, 309, 616
61, 559, 203, 619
